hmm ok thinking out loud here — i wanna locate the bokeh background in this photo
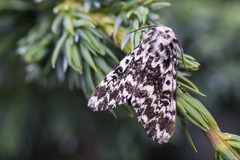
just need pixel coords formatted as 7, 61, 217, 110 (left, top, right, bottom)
1, 0, 240, 159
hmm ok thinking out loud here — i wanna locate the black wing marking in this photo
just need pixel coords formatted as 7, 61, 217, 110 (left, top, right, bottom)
88, 52, 136, 111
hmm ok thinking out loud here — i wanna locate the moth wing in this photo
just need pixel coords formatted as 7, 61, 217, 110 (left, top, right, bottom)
88, 26, 182, 144
131, 53, 178, 144
129, 27, 181, 144
88, 53, 137, 111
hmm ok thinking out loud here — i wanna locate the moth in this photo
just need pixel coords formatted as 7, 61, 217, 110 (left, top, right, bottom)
88, 26, 183, 144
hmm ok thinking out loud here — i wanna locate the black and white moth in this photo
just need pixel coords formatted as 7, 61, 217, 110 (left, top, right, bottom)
88, 26, 183, 144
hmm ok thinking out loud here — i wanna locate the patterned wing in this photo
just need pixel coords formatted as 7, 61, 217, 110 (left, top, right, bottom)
88, 52, 137, 111
88, 26, 183, 144
128, 26, 182, 144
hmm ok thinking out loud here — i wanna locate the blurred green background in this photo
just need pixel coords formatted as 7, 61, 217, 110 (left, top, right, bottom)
0, 0, 240, 159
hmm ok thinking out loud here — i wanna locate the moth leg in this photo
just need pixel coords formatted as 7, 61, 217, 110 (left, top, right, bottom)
177, 84, 186, 93
141, 30, 148, 34
140, 30, 148, 41
181, 56, 188, 71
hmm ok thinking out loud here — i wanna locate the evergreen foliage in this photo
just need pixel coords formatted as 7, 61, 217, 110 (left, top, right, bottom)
0, 0, 240, 159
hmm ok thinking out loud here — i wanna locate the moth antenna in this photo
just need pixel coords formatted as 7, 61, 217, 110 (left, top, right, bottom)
127, 25, 159, 34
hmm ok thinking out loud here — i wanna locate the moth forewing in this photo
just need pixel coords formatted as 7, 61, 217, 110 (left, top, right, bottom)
88, 26, 183, 144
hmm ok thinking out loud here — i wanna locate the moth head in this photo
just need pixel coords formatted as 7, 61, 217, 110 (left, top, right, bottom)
155, 26, 177, 40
